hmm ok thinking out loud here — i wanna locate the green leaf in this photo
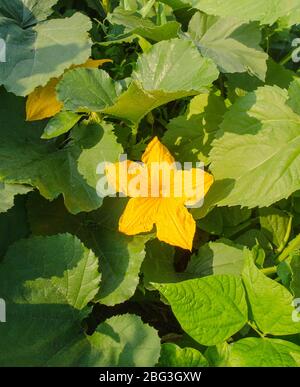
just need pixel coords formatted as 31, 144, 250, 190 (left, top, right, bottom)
0, 13, 92, 96
0, 182, 32, 213
242, 254, 300, 335
186, 239, 248, 277
0, 0, 58, 27
209, 85, 300, 208
0, 237, 159, 366
226, 58, 295, 99
235, 229, 273, 251
160, 0, 188, 10
0, 233, 101, 366
291, 255, 300, 298
27, 194, 148, 306
0, 195, 29, 258
210, 337, 300, 367
159, 343, 208, 367
0, 233, 100, 308
108, 37, 219, 123
178, 0, 300, 24
277, 261, 292, 288
198, 206, 252, 236
288, 78, 300, 116
107, 9, 180, 41
41, 112, 82, 139
57, 69, 121, 112
74, 118, 123, 196
58, 39, 219, 124
278, 9, 300, 28
90, 198, 149, 305
187, 12, 267, 80
259, 207, 291, 248
0, 90, 122, 214
154, 275, 248, 345
48, 314, 161, 367
163, 92, 226, 164
142, 239, 182, 287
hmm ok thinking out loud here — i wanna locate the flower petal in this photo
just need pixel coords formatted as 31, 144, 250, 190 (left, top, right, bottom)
119, 197, 160, 235
181, 168, 214, 206
142, 136, 175, 165
106, 160, 146, 197
156, 198, 196, 250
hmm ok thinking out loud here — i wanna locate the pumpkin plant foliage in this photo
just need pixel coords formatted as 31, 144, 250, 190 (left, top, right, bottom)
0, 0, 300, 368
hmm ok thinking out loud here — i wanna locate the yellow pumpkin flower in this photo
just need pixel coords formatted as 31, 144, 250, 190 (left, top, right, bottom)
106, 137, 214, 250
26, 58, 112, 121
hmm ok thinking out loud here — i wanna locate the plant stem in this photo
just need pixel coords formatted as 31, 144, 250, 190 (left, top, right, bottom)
277, 215, 293, 254
276, 233, 300, 263
279, 51, 293, 65
260, 266, 277, 276
248, 321, 265, 338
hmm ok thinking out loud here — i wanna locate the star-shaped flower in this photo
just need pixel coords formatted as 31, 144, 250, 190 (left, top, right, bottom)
106, 137, 213, 250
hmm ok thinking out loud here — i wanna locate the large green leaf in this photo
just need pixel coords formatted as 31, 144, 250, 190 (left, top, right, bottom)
142, 239, 181, 287
197, 206, 252, 236
186, 12, 267, 80
0, 233, 101, 366
186, 239, 248, 277
0, 196, 29, 258
27, 194, 148, 306
0, 12, 92, 96
0, 182, 31, 213
158, 343, 208, 367
0, 234, 159, 366
163, 92, 226, 165
177, 0, 300, 24
242, 254, 300, 335
209, 85, 300, 208
0, 0, 58, 26
0, 90, 122, 214
107, 9, 180, 41
58, 39, 219, 124
57, 69, 121, 112
208, 338, 300, 367
154, 275, 248, 345
291, 255, 300, 298
259, 207, 291, 248
48, 314, 161, 367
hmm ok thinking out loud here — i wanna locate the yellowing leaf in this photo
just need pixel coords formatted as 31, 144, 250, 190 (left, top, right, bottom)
26, 78, 62, 121
26, 59, 112, 121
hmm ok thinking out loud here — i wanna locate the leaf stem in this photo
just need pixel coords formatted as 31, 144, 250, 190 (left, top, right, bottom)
276, 233, 300, 263
279, 51, 293, 65
277, 215, 293, 254
247, 321, 265, 338
260, 266, 277, 276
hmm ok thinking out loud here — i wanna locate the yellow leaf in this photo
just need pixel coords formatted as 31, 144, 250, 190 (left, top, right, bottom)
26, 78, 62, 121
26, 58, 112, 121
